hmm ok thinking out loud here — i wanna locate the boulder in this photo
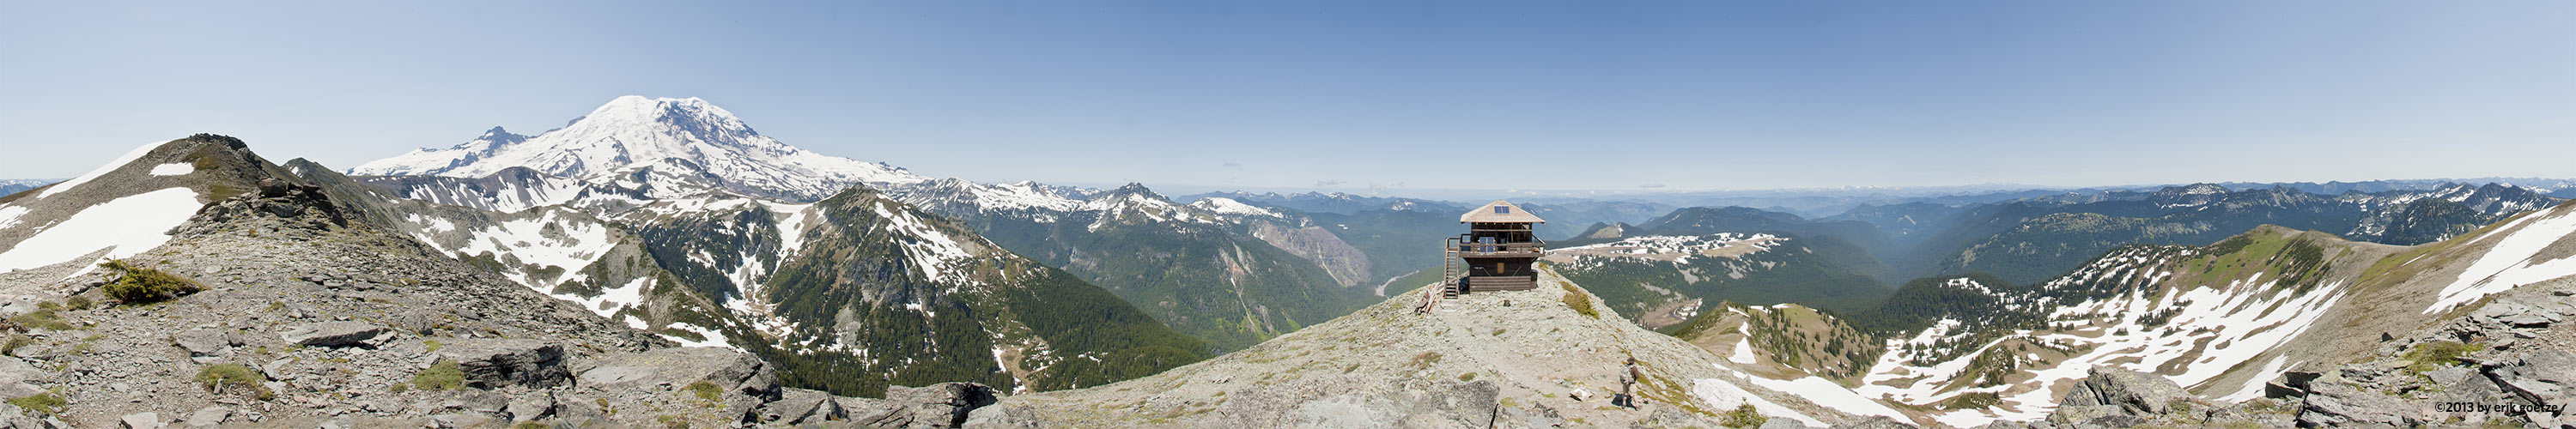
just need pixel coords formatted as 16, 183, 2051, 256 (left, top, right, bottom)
434, 339, 568, 388
2297, 384, 2419, 427
579, 347, 781, 420
757, 388, 844, 425
549, 394, 610, 427
2487, 349, 2575, 409
184, 407, 228, 428
0, 357, 52, 399
2057, 366, 2198, 415
959, 402, 1042, 429
847, 383, 1001, 429
172, 329, 229, 356
278, 322, 386, 347
118, 412, 161, 429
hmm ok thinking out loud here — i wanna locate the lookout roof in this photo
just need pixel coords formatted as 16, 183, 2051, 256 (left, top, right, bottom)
1460, 200, 1546, 223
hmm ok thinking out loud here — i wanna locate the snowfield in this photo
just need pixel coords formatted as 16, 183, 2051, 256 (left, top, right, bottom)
0, 187, 201, 274
2426, 207, 2576, 313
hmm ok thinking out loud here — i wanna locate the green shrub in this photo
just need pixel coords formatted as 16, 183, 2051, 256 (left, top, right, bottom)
195, 364, 266, 397
685, 380, 721, 402
99, 260, 204, 304
0, 335, 27, 356
5, 392, 63, 415
2404, 341, 2482, 374
1720, 403, 1768, 427
1560, 282, 1599, 318
63, 296, 91, 311
413, 360, 465, 390
6, 311, 74, 330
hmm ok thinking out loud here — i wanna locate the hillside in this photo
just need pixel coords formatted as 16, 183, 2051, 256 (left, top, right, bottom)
1821, 200, 2576, 426
1546, 233, 1890, 328
1900, 183, 2563, 285
0, 135, 995, 427
963, 268, 1907, 428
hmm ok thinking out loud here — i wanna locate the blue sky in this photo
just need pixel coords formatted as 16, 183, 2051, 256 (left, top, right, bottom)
3, 1, 2569, 192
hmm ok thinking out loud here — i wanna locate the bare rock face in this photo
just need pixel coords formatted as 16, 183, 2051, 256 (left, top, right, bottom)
756, 388, 845, 426
845, 383, 999, 429
2056, 366, 2200, 415
579, 347, 781, 422
2297, 384, 2420, 427
278, 321, 386, 347
434, 339, 568, 389
2485, 349, 2576, 427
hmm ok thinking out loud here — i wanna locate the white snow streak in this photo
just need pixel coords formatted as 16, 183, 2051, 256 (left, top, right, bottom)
39, 142, 162, 198
149, 163, 195, 176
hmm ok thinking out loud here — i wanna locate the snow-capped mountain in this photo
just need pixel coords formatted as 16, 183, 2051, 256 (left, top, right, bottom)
347, 96, 1371, 371
348, 96, 927, 202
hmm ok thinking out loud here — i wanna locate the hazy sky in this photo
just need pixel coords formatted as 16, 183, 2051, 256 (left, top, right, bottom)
3, 1, 2569, 192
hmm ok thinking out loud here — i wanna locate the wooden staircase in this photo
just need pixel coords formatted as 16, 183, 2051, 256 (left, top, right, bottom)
1442, 237, 1461, 299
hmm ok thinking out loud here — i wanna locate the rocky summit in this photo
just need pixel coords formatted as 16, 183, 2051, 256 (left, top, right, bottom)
963, 268, 1889, 429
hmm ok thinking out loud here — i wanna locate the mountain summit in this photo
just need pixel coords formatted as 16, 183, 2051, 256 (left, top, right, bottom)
347, 96, 925, 201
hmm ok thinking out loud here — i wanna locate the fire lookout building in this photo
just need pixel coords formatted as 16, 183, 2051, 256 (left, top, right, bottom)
1443, 200, 1546, 297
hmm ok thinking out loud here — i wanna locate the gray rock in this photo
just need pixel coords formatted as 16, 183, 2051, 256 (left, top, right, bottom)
434, 338, 568, 388
2044, 404, 2122, 427
1765, 418, 1825, 429
2056, 366, 2198, 415
184, 407, 228, 427
2499, 311, 2553, 327
2298, 384, 2420, 427
172, 329, 229, 356
848, 383, 1002, 429
550, 395, 610, 427
0, 357, 52, 399
2486, 348, 2575, 414
279, 321, 386, 347
1827, 415, 1918, 429
960, 402, 1042, 429
758, 388, 843, 425
504, 391, 552, 423
579, 347, 781, 420
118, 412, 161, 429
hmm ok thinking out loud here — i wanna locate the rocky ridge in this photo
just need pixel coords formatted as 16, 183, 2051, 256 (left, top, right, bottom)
0, 136, 1004, 428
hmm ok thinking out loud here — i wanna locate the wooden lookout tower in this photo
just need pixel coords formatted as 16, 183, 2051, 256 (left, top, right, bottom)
1443, 200, 1546, 299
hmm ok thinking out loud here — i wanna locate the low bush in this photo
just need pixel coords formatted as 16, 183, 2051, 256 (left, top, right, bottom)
1719, 403, 1768, 427
99, 260, 204, 304
5, 392, 63, 415
413, 360, 465, 390
2404, 341, 2482, 374
1561, 282, 1599, 319
685, 380, 722, 402
6, 311, 74, 330
195, 363, 268, 398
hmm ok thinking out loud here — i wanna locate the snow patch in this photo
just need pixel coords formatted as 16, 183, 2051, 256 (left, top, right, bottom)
149, 163, 195, 176
1691, 378, 1822, 426
0, 187, 201, 273
1745, 376, 1911, 421
2426, 207, 2576, 313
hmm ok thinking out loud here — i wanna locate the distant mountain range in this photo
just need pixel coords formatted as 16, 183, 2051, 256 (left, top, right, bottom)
3, 98, 2570, 427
